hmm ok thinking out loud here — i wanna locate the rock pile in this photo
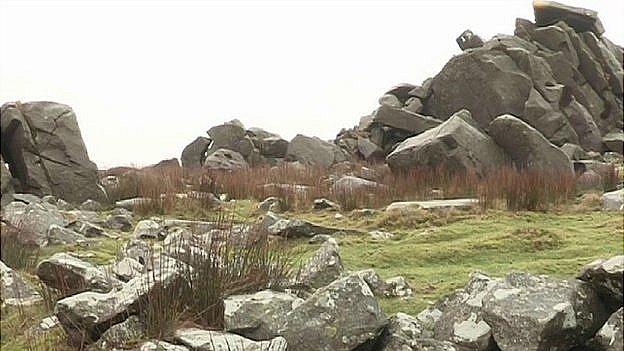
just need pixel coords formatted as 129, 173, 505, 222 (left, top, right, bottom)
336, 0, 623, 176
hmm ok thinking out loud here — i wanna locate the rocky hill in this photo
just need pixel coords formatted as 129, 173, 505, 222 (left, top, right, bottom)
1, 1, 623, 351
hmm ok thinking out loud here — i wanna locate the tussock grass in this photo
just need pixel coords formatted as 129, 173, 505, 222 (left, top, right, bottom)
109, 162, 620, 216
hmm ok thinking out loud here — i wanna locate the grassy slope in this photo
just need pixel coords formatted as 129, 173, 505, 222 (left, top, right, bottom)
293, 208, 624, 315
2, 201, 622, 349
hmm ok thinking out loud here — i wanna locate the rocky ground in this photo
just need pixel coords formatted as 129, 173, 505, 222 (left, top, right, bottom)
1, 0, 624, 350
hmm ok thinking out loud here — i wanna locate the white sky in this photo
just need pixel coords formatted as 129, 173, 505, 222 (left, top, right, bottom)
1, 0, 623, 169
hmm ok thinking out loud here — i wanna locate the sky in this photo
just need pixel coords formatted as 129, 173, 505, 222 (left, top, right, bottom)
1, 0, 623, 169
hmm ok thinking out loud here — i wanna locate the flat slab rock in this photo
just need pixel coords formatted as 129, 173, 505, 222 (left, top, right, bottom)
386, 199, 478, 211
174, 328, 287, 351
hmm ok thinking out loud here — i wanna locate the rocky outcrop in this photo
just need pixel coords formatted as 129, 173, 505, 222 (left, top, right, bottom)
588, 307, 623, 351
387, 110, 506, 175
36, 253, 117, 295
203, 148, 248, 170
600, 189, 623, 211
0, 102, 106, 204
489, 114, 574, 174
297, 237, 344, 289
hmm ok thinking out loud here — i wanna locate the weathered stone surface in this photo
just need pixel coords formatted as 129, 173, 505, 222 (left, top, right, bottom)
384, 83, 417, 104
286, 134, 349, 168
533, 0, 605, 37
298, 238, 344, 289
80, 199, 103, 212
456, 29, 484, 50
357, 137, 384, 160
267, 217, 342, 238
47, 224, 87, 245
55, 269, 179, 345
109, 257, 144, 282
104, 211, 133, 232
560, 143, 588, 160
373, 105, 442, 134
278, 274, 387, 351
578, 255, 623, 311
588, 307, 623, 351
489, 115, 573, 174
387, 110, 506, 175
0, 260, 41, 307
37, 253, 116, 295
379, 94, 402, 107
482, 272, 609, 351
258, 196, 285, 213
203, 148, 248, 170
133, 219, 163, 239
91, 315, 145, 350
137, 340, 190, 351
2, 200, 65, 247
174, 328, 287, 351
313, 198, 340, 211
403, 97, 424, 114
256, 136, 289, 158
378, 312, 431, 350
0, 102, 106, 203
181, 136, 211, 168
431, 273, 498, 350
206, 120, 246, 151
423, 49, 533, 128
600, 189, 623, 211
224, 290, 303, 340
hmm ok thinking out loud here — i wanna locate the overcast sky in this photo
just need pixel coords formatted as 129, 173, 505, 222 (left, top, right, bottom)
1, 0, 623, 168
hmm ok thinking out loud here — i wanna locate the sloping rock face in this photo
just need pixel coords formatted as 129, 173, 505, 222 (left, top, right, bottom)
278, 274, 387, 351
588, 307, 623, 351
1, 260, 42, 307
386, 110, 506, 175
489, 114, 574, 174
1, 156, 15, 206
578, 255, 623, 311
401, 1, 624, 156
0, 102, 106, 204
482, 272, 609, 351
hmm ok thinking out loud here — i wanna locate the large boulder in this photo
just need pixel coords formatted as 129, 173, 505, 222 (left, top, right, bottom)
278, 274, 387, 351
386, 110, 506, 175
377, 313, 461, 351
55, 269, 179, 345
37, 253, 117, 295
578, 255, 623, 311
181, 136, 211, 168
0, 102, 106, 204
286, 134, 349, 168
223, 290, 303, 340
423, 48, 533, 128
482, 272, 609, 351
489, 115, 574, 175
206, 120, 246, 153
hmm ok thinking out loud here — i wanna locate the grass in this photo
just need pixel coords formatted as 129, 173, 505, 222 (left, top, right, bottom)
293, 208, 624, 315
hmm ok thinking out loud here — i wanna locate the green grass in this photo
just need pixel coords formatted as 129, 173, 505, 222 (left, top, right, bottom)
293, 208, 624, 315
2, 200, 622, 349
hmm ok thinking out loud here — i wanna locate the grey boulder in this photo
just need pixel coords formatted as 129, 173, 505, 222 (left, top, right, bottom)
286, 134, 349, 168
0, 260, 42, 307
387, 110, 506, 176
298, 237, 344, 289
0, 102, 106, 204
489, 115, 573, 175
223, 290, 303, 340
203, 148, 248, 170
587, 308, 623, 351
37, 253, 117, 295
181, 136, 211, 168
278, 274, 387, 351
